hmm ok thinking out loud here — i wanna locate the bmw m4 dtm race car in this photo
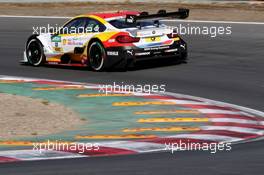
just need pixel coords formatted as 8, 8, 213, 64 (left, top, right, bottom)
22, 9, 189, 71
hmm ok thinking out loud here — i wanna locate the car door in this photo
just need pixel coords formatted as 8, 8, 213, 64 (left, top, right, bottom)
51, 17, 85, 54
51, 17, 106, 53
50, 18, 88, 54
50, 17, 107, 63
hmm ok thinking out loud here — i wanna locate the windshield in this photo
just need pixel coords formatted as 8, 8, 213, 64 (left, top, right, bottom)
109, 18, 159, 29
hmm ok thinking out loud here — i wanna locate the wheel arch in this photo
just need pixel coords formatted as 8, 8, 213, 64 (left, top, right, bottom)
87, 38, 104, 48
27, 34, 54, 54
86, 37, 107, 71
26, 34, 42, 49
85, 37, 105, 59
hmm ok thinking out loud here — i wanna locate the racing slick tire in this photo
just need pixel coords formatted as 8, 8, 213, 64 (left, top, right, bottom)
88, 41, 107, 71
180, 51, 188, 63
26, 38, 45, 66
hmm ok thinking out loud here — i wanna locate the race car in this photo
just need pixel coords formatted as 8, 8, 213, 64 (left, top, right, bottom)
22, 9, 189, 71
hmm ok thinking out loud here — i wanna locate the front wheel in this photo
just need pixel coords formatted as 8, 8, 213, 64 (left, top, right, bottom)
88, 41, 106, 71
26, 38, 45, 66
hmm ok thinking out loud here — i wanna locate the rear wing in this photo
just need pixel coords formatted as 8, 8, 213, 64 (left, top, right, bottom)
125, 8, 189, 24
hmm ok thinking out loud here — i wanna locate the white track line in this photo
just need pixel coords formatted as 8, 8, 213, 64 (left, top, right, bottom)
0, 15, 264, 25
201, 126, 264, 135
165, 99, 208, 105
197, 109, 253, 116
168, 134, 242, 142
164, 91, 264, 117
209, 118, 264, 125
0, 150, 87, 160
97, 141, 165, 153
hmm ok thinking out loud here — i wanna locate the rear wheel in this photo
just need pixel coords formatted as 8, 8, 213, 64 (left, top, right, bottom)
180, 51, 188, 62
88, 41, 106, 71
26, 39, 44, 66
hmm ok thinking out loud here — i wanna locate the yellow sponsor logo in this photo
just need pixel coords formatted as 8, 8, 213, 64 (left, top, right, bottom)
112, 101, 176, 106
53, 47, 63, 52
75, 134, 157, 139
145, 37, 161, 42
33, 86, 85, 91
123, 127, 200, 132
0, 141, 72, 146
62, 39, 67, 45
0, 80, 25, 83
137, 118, 209, 123
173, 37, 180, 41
78, 93, 133, 98
135, 110, 200, 115
47, 57, 61, 62
0, 141, 34, 146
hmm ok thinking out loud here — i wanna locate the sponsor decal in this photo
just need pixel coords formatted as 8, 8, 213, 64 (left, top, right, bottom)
51, 36, 61, 43
144, 46, 170, 51
66, 38, 84, 46
68, 41, 83, 46
165, 48, 178, 53
107, 51, 119, 56
135, 52, 151, 56
153, 51, 162, 55
145, 37, 161, 42
47, 62, 59, 65
180, 44, 186, 50
53, 47, 62, 52
126, 15, 136, 24
62, 39, 67, 45
127, 50, 134, 56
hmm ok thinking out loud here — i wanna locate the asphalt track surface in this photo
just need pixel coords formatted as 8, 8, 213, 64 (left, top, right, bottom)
0, 17, 264, 175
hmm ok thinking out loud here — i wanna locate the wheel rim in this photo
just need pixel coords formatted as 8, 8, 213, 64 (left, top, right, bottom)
27, 40, 42, 65
89, 42, 104, 70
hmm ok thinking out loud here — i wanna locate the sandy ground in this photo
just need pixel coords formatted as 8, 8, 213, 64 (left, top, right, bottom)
0, 93, 85, 140
0, 2, 264, 21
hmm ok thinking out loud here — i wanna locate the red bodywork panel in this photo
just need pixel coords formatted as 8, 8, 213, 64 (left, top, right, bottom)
87, 11, 139, 19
